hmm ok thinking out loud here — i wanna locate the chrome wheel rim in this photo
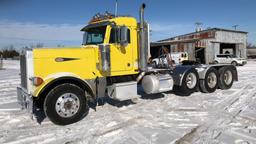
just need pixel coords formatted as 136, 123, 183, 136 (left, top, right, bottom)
207, 72, 217, 88
186, 73, 197, 89
224, 70, 232, 85
55, 93, 80, 118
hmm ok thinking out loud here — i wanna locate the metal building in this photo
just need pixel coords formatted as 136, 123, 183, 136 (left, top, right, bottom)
151, 28, 247, 64
247, 47, 256, 58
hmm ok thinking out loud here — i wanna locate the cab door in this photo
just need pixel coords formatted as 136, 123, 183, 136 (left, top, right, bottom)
108, 26, 133, 73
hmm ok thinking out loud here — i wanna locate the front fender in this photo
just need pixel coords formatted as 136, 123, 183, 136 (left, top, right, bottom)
33, 72, 95, 98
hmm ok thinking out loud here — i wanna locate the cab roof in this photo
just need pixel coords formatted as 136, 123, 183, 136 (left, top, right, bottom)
81, 16, 137, 31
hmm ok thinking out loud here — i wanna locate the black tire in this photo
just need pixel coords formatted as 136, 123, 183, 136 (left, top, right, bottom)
218, 66, 234, 90
199, 68, 219, 93
231, 61, 237, 66
174, 68, 199, 96
44, 83, 89, 125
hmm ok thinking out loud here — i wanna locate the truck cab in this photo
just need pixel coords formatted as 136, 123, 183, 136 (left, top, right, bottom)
18, 12, 148, 125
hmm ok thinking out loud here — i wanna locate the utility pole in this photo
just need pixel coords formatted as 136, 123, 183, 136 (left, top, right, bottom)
195, 22, 203, 32
232, 25, 239, 30
115, 0, 118, 17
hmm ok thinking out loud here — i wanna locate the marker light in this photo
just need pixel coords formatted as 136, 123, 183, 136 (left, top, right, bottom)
30, 77, 44, 86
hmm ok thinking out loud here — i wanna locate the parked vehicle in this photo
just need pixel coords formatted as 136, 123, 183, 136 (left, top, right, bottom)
152, 52, 188, 67
17, 4, 238, 125
214, 54, 247, 66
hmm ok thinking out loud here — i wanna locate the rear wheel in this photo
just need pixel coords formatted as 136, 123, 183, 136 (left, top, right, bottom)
44, 83, 89, 125
174, 69, 199, 96
218, 66, 234, 90
200, 68, 219, 93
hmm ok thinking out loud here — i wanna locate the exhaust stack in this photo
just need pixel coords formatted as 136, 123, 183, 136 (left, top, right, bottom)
139, 3, 148, 71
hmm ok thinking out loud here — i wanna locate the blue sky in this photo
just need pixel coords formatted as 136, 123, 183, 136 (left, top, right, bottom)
0, 0, 255, 49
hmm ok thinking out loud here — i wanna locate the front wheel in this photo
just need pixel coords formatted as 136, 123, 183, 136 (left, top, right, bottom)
218, 66, 234, 90
174, 69, 199, 96
44, 83, 89, 125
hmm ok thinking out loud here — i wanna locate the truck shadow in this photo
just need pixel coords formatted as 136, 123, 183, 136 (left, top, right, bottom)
32, 92, 172, 124
90, 92, 166, 109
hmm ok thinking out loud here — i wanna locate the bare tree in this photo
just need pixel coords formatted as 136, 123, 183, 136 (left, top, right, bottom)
2, 45, 20, 59
247, 43, 256, 48
29, 43, 44, 49
57, 44, 65, 47
36, 43, 44, 48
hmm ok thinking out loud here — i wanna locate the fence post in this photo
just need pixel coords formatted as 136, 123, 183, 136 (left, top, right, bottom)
0, 54, 3, 70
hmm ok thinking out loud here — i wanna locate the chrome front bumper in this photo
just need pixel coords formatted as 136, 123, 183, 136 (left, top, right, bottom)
17, 87, 33, 114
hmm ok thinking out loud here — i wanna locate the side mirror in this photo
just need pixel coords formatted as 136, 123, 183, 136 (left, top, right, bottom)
120, 26, 129, 46
111, 25, 129, 46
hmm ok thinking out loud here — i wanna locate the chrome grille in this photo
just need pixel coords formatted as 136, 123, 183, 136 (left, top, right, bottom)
20, 54, 27, 89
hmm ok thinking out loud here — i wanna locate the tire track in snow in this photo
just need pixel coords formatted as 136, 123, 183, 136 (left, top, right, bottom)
174, 85, 256, 144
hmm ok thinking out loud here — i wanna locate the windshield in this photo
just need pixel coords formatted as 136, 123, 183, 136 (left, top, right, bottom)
83, 26, 107, 45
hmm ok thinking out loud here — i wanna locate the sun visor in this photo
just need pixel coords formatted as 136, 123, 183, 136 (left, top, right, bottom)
81, 21, 112, 31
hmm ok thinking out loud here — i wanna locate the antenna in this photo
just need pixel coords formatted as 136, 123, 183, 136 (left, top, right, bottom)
232, 25, 239, 30
115, 0, 118, 17
195, 22, 203, 32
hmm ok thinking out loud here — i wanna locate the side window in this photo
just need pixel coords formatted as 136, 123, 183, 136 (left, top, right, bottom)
87, 34, 104, 44
110, 28, 118, 43
109, 28, 131, 44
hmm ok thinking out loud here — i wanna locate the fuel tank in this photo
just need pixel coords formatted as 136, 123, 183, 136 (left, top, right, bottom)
142, 74, 174, 94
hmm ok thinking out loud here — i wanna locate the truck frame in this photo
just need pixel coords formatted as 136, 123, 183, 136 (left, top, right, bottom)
17, 4, 238, 125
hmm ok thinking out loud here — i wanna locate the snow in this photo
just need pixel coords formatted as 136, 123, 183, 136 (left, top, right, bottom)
2, 60, 20, 70
0, 60, 256, 144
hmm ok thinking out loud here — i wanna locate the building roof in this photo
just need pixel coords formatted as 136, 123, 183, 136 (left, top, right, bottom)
151, 38, 200, 47
158, 28, 248, 42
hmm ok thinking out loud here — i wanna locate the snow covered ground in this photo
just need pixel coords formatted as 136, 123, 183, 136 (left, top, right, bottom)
0, 60, 256, 144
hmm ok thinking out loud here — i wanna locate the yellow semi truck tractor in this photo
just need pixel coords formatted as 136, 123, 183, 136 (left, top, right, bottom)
17, 4, 238, 125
